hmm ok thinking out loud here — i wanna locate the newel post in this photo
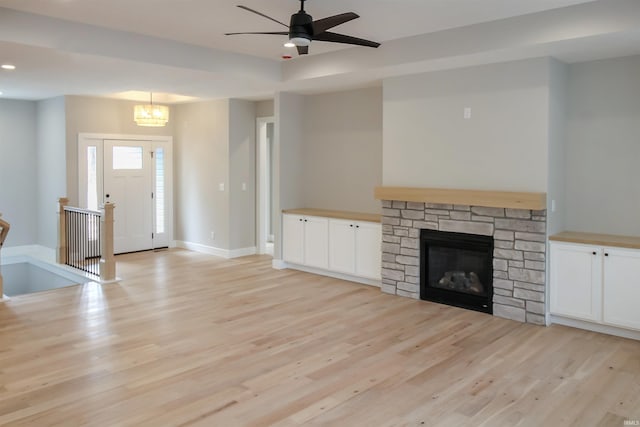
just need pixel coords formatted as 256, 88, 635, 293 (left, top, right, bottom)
100, 202, 116, 281
56, 197, 69, 264
0, 212, 10, 299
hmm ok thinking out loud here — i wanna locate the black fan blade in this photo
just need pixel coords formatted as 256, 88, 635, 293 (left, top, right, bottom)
237, 5, 288, 28
296, 45, 309, 55
312, 12, 359, 34
312, 31, 380, 48
225, 31, 289, 36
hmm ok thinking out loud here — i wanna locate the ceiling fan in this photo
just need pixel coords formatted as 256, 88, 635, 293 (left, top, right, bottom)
225, 0, 381, 56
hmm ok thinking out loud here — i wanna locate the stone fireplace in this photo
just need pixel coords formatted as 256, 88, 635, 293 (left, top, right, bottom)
380, 200, 547, 325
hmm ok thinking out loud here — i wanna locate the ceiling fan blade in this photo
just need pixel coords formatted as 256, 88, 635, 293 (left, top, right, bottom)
237, 5, 289, 28
225, 31, 289, 36
296, 45, 309, 55
312, 12, 359, 34
312, 31, 380, 48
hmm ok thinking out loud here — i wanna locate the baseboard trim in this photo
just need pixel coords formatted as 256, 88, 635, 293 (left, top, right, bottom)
550, 315, 640, 341
174, 241, 256, 259
272, 259, 287, 270
275, 261, 381, 287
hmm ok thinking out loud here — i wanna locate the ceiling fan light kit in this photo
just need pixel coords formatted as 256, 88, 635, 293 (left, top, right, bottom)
226, 0, 380, 56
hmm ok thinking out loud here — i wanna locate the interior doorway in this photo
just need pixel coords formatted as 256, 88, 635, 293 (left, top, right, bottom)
78, 133, 173, 254
256, 117, 275, 255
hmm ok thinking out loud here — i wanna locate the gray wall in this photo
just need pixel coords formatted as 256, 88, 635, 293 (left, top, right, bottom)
273, 92, 305, 258
255, 100, 274, 118
174, 100, 230, 249
547, 60, 568, 236
36, 97, 67, 249
565, 55, 640, 235
302, 87, 382, 214
64, 96, 176, 205
229, 99, 256, 250
0, 99, 37, 247
383, 58, 550, 192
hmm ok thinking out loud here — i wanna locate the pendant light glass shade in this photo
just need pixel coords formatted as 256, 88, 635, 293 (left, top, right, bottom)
134, 93, 169, 127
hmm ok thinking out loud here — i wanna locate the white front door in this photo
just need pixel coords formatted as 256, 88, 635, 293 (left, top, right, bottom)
104, 140, 153, 254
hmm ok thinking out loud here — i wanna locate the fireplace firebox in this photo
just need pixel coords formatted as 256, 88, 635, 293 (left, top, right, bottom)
420, 229, 493, 314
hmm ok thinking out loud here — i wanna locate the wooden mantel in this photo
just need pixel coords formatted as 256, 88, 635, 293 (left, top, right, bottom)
374, 187, 547, 210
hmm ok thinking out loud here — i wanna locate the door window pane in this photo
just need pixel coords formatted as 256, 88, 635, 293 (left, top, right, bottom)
113, 146, 143, 170
155, 148, 165, 234
87, 146, 98, 211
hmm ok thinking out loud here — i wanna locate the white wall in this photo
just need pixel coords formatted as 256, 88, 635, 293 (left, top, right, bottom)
229, 99, 256, 250
0, 99, 37, 247
302, 87, 382, 214
36, 97, 67, 249
565, 55, 640, 236
174, 100, 230, 249
383, 58, 550, 192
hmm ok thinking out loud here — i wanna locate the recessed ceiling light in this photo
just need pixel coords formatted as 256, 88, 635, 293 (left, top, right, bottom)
1, 64, 16, 70
0, 91, 3, 96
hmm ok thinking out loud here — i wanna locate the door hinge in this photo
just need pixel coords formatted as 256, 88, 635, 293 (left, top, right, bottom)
151, 151, 154, 158
152, 233, 154, 239
151, 192, 154, 199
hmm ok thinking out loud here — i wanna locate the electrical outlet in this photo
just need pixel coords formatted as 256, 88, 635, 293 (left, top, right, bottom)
211, 231, 215, 240
463, 107, 472, 119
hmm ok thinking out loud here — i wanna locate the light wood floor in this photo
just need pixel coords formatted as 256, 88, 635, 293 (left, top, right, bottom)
1, 249, 639, 426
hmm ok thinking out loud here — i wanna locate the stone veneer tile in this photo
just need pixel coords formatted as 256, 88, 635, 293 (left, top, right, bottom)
524, 252, 545, 261
505, 209, 531, 219
426, 203, 453, 210
401, 210, 425, 220
450, 211, 471, 221
392, 201, 406, 209
495, 218, 546, 233
494, 295, 525, 309
382, 268, 404, 281
514, 240, 546, 253
526, 313, 545, 325
513, 288, 544, 302
495, 240, 514, 249
494, 248, 523, 261
381, 284, 396, 294
453, 205, 471, 211
509, 268, 545, 285
382, 208, 400, 217
494, 304, 526, 322
471, 206, 505, 217
494, 230, 514, 241
493, 259, 508, 271
515, 232, 546, 242
382, 200, 392, 208
440, 220, 494, 236
526, 300, 545, 315
493, 279, 514, 291
406, 202, 425, 210
396, 290, 419, 299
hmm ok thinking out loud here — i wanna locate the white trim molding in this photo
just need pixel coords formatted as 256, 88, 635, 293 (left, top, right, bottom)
272, 260, 381, 287
174, 241, 256, 259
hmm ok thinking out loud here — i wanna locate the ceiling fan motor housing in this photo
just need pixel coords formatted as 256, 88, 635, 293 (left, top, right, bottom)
289, 12, 313, 44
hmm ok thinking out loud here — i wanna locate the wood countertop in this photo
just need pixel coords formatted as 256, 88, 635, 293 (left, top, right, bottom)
549, 231, 640, 250
282, 208, 381, 223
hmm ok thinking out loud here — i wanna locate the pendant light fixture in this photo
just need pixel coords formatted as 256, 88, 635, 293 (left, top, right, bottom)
134, 93, 169, 127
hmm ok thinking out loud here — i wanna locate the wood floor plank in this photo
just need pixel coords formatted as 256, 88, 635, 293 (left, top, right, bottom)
1, 249, 639, 426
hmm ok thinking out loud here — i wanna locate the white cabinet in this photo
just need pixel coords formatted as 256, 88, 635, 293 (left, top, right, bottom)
329, 219, 382, 280
282, 212, 381, 283
550, 242, 602, 322
550, 241, 640, 332
282, 214, 328, 269
603, 247, 640, 330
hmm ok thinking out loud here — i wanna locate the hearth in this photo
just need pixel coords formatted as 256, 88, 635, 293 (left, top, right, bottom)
420, 229, 493, 314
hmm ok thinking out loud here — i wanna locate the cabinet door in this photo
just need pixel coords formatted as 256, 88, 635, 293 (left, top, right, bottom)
549, 242, 602, 322
282, 214, 304, 264
303, 216, 329, 269
329, 219, 356, 274
355, 222, 382, 280
603, 247, 640, 331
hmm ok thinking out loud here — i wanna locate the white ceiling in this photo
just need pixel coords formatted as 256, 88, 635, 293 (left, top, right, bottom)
0, 0, 639, 102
